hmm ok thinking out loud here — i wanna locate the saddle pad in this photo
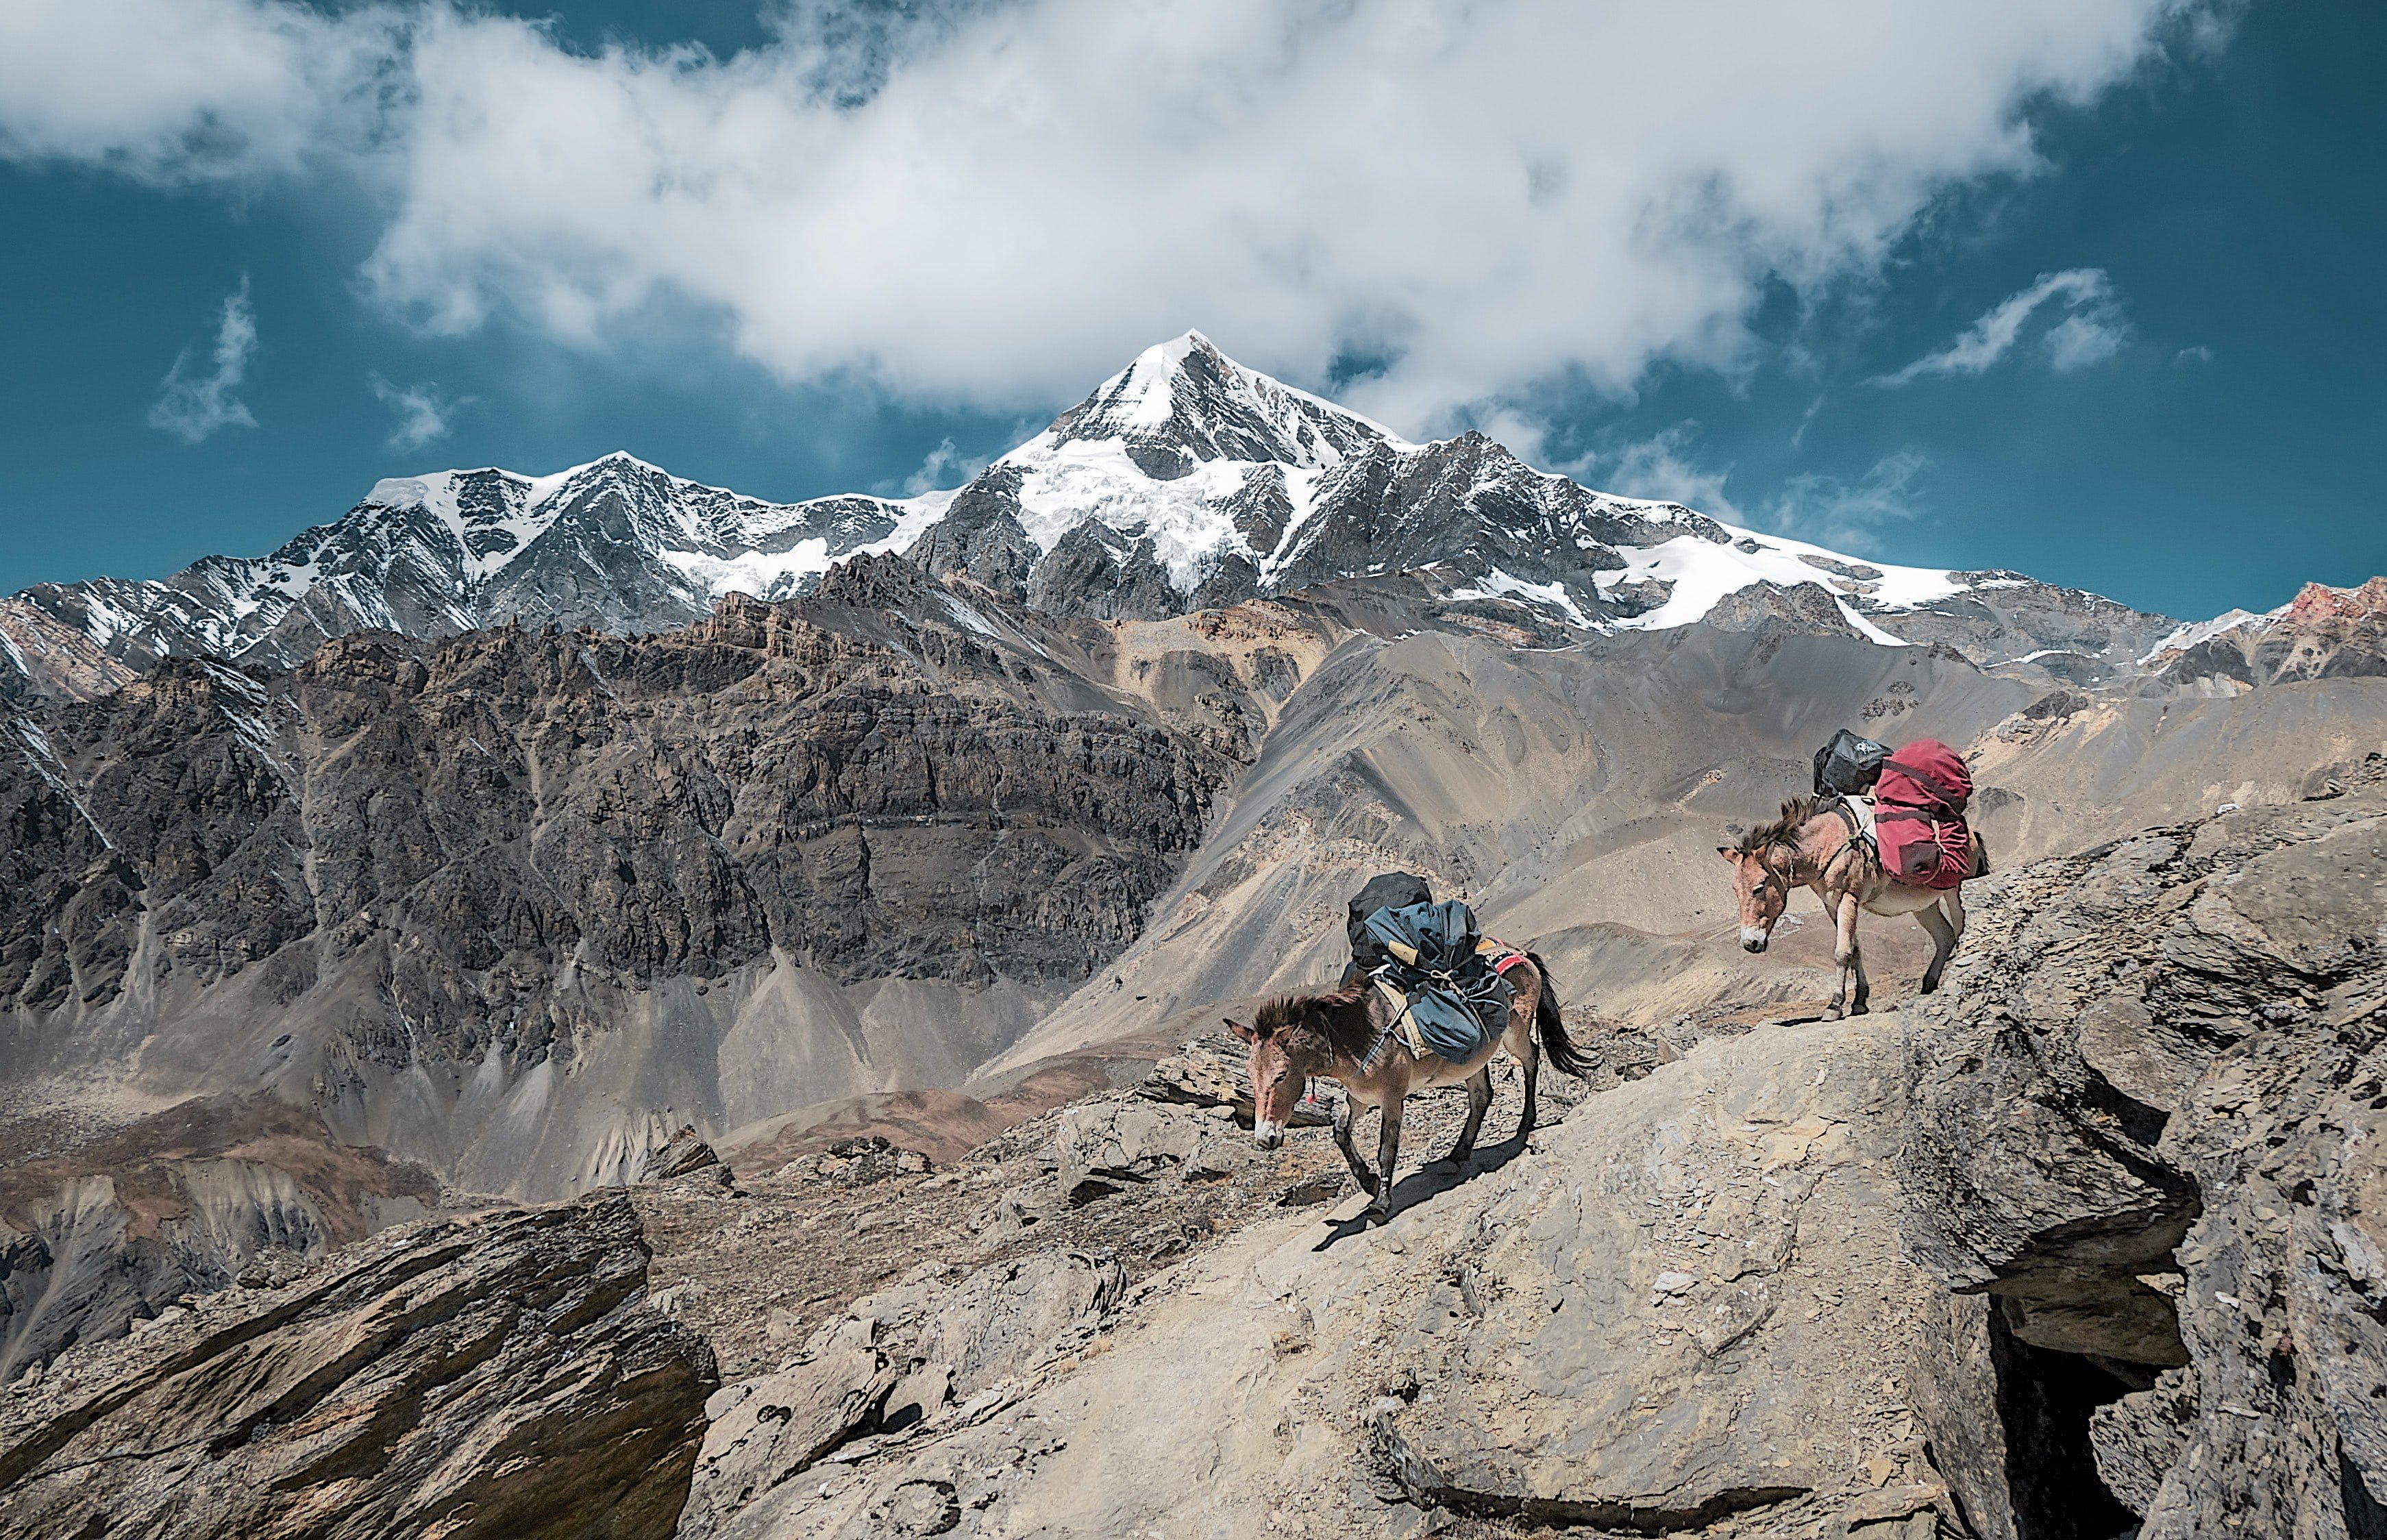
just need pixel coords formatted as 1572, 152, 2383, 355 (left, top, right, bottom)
1844, 795, 1879, 848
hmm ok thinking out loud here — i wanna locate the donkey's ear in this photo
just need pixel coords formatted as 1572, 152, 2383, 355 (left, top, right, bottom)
1224, 1017, 1259, 1044
1717, 845, 1739, 862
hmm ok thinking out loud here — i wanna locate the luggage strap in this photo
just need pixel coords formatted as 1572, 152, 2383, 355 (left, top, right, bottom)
1886, 761, 1967, 812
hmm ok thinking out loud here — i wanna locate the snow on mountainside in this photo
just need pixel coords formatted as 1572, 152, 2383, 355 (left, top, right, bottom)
1, 454, 944, 696
912, 332, 2179, 667
3, 330, 2201, 702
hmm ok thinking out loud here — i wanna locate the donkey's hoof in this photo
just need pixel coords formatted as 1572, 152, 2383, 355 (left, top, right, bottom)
1822, 1006, 1846, 1022
1366, 1204, 1394, 1226
1919, 977, 1940, 995
1852, 1001, 1870, 1017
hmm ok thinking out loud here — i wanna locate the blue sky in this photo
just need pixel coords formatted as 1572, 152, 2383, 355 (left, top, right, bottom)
0, 0, 2378, 623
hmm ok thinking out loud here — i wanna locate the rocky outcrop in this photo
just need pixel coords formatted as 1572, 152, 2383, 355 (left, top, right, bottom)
1901, 756, 2387, 1537
641, 1126, 730, 1184
2151, 577, 2387, 690
0, 1193, 716, 1539
1702, 578, 1863, 640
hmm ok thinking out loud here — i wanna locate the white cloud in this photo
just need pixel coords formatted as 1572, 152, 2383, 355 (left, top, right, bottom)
0, 0, 395, 182
1600, 428, 1752, 524
1876, 267, 2127, 385
2176, 344, 2214, 365
1766, 449, 1931, 552
1593, 429, 1927, 554
369, 374, 460, 450
148, 280, 259, 443
10, 1, 2202, 425
892, 436, 987, 497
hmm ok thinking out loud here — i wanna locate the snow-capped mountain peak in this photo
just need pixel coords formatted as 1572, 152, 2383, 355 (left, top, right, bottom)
1029, 330, 1411, 473
5, 334, 2202, 701
1, 450, 941, 693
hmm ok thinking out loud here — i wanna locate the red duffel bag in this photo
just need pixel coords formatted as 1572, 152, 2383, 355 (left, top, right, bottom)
1874, 740, 1975, 890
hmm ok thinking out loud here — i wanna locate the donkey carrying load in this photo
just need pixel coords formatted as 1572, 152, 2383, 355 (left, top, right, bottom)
1227, 884, 1591, 1224
1719, 734, 1988, 1019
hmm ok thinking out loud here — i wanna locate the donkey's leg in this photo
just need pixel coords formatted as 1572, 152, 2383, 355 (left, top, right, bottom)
1850, 934, 1870, 1015
1825, 891, 1862, 1020
1448, 1067, 1492, 1165
1333, 1095, 1378, 1195
1916, 902, 1958, 994
1517, 1019, 1542, 1143
1370, 1098, 1404, 1221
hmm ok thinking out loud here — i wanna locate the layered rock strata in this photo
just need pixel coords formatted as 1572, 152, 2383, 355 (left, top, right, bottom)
0, 1193, 716, 1540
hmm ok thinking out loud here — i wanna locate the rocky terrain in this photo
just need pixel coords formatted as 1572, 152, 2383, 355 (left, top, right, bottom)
0, 1191, 716, 1539
12, 762, 2378, 1537
626, 758, 2387, 1539
8, 554, 2386, 1393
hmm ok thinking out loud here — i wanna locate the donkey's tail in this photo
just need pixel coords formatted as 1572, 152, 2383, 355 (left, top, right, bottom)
1526, 950, 1595, 1079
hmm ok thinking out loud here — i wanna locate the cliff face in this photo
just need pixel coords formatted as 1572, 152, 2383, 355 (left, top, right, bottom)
1900, 755, 2387, 1538
0, 565, 1250, 1217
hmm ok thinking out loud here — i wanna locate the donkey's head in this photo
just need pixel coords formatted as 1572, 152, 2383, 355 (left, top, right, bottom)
1720, 799, 1814, 953
1225, 991, 1353, 1151
1718, 845, 1790, 952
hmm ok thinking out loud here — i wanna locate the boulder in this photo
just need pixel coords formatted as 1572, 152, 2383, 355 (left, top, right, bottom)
642, 1126, 730, 1184
0, 1193, 716, 1540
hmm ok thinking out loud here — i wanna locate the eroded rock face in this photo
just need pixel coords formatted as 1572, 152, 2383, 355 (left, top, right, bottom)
0, 581, 1247, 1199
1901, 758, 2387, 1538
0, 1192, 716, 1540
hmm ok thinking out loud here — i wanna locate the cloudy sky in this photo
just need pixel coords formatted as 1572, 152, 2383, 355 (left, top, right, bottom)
0, 0, 2377, 619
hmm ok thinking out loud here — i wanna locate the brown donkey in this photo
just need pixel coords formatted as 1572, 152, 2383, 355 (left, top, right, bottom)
1227, 951, 1592, 1224
1719, 797, 1988, 1019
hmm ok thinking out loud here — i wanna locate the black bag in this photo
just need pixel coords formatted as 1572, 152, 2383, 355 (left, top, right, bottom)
1346, 871, 1434, 971
1812, 729, 1890, 798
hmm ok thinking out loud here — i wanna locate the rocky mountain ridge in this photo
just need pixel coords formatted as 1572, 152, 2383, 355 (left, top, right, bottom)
5, 333, 2205, 706
1, 452, 945, 704
2138, 575, 2387, 690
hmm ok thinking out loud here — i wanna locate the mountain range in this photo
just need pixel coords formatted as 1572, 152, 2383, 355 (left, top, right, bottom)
20, 330, 2345, 709
3, 332, 2385, 1413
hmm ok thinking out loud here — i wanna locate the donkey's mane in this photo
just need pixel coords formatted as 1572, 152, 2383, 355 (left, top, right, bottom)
1734, 795, 1820, 856
1255, 977, 1378, 1058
